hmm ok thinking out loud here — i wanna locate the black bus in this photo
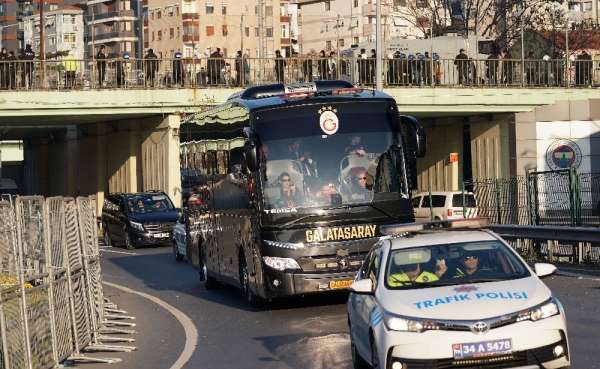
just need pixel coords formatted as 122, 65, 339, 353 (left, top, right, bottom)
182, 81, 426, 306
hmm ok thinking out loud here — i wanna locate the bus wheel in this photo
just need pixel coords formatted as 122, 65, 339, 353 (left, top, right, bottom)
239, 251, 263, 308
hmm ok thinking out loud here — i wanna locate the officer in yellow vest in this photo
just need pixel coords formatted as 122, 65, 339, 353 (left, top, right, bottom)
62, 51, 77, 89
388, 262, 439, 287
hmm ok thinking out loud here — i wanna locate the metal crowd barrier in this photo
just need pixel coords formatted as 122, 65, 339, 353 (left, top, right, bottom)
0, 57, 597, 91
0, 196, 136, 369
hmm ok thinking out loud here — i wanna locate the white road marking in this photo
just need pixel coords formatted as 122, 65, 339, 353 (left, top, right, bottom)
103, 281, 199, 369
101, 249, 138, 256
557, 271, 600, 282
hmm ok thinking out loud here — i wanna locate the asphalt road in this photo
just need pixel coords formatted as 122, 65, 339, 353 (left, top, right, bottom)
91, 245, 600, 369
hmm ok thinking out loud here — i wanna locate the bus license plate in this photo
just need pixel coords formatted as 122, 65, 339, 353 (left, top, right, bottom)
452, 339, 512, 359
329, 279, 353, 290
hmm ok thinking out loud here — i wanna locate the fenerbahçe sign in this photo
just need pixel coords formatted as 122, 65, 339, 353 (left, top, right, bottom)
305, 225, 377, 243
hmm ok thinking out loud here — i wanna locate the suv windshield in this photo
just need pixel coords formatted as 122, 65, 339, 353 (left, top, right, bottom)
385, 240, 530, 290
126, 194, 174, 214
255, 101, 407, 210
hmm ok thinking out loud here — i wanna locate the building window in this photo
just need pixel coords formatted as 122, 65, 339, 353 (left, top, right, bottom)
170, 27, 174, 38
157, 30, 162, 40
168, 6, 174, 16
325, 1, 330, 11
353, 36, 359, 45
177, 26, 180, 37
265, 6, 272, 16
254, 27, 259, 36
206, 25, 214, 36
245, 26, 249, 37
353, 0, 358, 7
281, 25, 286, 38
583, 1, 592, 10
175, 6, 179, 16
63, 14, 76, 24
63, 33, 76, 42
338, 38, 344, 47
49, 36, 56, 45
152, 31, 155, 41
120, 0, 130, 10
157, 9, 162, 18
416, 0, 427, 8
266, 27, 273, 37
222, 25, 227, 35
151, 11, 154, 20
206, 4, 214, 14
222, 5, 226, 14
326, 40, 332, 50
254, 5, 258, 14
0, 4, 4, 16
120, 21, 131, 31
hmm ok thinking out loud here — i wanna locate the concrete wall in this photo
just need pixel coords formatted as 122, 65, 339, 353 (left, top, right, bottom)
514, 99, 600, 175
470, 114, 514, 179
23, 114, 182, 215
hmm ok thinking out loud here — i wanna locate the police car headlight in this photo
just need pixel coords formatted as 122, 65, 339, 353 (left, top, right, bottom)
384, 314, 431, 333
129, 221, 144, 232
263, 256, 301, 271
518, 298, 560, 322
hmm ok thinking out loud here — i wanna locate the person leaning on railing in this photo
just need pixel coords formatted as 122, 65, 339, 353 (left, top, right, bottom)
62, 51, 77, 89
20, 44, 35, 89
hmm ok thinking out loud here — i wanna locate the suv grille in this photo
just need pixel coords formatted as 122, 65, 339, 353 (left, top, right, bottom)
145, 223, 174, 232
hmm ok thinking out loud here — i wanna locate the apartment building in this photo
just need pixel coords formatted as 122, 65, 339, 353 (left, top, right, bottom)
144, 0, 293, 59
567, 0, 599, 25
22, 5, 85, 59
295, 0, 422, 54
0, 0, 64, 52
87, 0, 142, 58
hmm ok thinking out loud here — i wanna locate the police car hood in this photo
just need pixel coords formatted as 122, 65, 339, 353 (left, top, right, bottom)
379, 276, 551, 320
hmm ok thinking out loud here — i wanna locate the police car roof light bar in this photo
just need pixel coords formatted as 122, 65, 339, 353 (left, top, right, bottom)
380, 218, 491, 236
331, 87, 365, 96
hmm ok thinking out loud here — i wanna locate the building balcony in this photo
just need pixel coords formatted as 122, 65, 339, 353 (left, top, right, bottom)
182, 12, 199, 20
280, 15, 290, 23
280, 37, 290, 44
92, 10, 136, 22
362, 3, 391, 16
182, 34, 199, 42
91, 30, 138, 42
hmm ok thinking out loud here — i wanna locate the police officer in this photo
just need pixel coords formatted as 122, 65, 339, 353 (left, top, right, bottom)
172, 51, 184, 87
388, 262, 439, 287
452, 251, 491, 279
20, 44, 35, 89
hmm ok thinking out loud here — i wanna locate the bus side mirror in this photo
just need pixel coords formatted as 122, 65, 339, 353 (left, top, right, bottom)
244, 140, 260, 172
400, 115, 426, 158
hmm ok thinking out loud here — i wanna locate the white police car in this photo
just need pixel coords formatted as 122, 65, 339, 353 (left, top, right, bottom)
347, 219, 570, 369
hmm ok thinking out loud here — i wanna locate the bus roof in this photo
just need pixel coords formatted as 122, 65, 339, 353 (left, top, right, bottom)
183, 81, 395, 126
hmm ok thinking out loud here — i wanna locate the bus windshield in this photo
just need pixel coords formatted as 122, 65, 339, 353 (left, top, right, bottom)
255, 101, 407, 211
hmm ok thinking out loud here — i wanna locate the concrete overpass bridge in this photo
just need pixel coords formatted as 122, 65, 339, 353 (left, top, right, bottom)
1, 86, 599, 214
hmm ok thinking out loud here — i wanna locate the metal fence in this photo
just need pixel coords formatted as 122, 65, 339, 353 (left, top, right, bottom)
0, 196, 135, 369
0, 57, 598, 91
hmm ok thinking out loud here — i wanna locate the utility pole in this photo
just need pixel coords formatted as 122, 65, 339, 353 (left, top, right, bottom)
375, 0, 383, 90
40, 0, 46, 87
240, 14, 244, 53
258, 0, 265, 59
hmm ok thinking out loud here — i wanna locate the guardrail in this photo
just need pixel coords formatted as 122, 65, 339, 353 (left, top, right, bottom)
490, 224, 600, 264
0, 196, 135, 369
0, 56, 597, 91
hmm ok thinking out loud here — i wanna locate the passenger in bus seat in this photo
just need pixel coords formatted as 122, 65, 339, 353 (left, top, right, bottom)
275, 172, 301, 208
345, 135, 367, 156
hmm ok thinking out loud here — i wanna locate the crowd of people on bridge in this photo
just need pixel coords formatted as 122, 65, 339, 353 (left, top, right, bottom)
0, 44, 596, 90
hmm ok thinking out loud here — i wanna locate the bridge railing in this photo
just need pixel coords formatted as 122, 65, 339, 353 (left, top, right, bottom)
0, 57, 597, 91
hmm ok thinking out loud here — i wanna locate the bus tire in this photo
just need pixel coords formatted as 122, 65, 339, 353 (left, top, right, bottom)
239, 250, 264, 308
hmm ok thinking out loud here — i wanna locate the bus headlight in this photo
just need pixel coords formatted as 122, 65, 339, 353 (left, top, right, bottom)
263, 256, 301, 271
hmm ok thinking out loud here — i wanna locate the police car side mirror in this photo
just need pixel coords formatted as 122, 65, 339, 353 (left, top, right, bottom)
534, 263, 557, 278
350, 279, 374, 295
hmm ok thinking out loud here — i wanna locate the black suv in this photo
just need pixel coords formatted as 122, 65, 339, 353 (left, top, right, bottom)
102, 191, 179, 249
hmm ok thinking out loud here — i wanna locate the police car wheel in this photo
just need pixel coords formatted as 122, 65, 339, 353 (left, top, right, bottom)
370, 337, 380, 369
350, 336, 369, 369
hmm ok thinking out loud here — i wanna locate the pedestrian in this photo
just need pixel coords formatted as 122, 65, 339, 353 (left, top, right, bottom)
243, 53, 251, 84
501, 49, 513, 85
357, 48, 368, 85
20, 44, 35, 89
173, 51, 184, 87
275, 49, 285, 83
368, 49, 376, 84
302, 51, 314, 82
432, 53, 441, 85
7, 51, 16, 89
115, 51, 129, 87
144, 48, 158, 87
407, 54, 416, 85
235, 50, 243, 86
388, 51, 399, 85
96, 45, 107, 87
454, 48, 468, 85
327, 51, 337, 79
63, 50, 77, 89
399, 53, 408, 85
576, 50, 592, 86
415, 52, 425, 85
0, 48, 7, 89
317, 50, 327, 80
423, 51, 432, 85
525, 51, 537, 86
485, 47, 499, 85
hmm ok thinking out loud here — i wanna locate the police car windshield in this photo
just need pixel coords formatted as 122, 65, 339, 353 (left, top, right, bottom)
126, 194, 173, 214
254, 101, 407, 211
384, 240, 530, 290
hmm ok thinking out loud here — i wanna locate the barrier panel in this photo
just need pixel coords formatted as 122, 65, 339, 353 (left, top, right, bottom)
0, 196, 135, 369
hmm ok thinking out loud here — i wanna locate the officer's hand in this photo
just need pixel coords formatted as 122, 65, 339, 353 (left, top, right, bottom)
435, 259, 448, 278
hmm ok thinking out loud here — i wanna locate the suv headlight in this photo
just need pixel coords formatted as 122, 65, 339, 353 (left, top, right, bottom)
518, 298, 560, 322
383, 313, 440, 333
129, 221, 144, 232
263, 256, 301, 271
